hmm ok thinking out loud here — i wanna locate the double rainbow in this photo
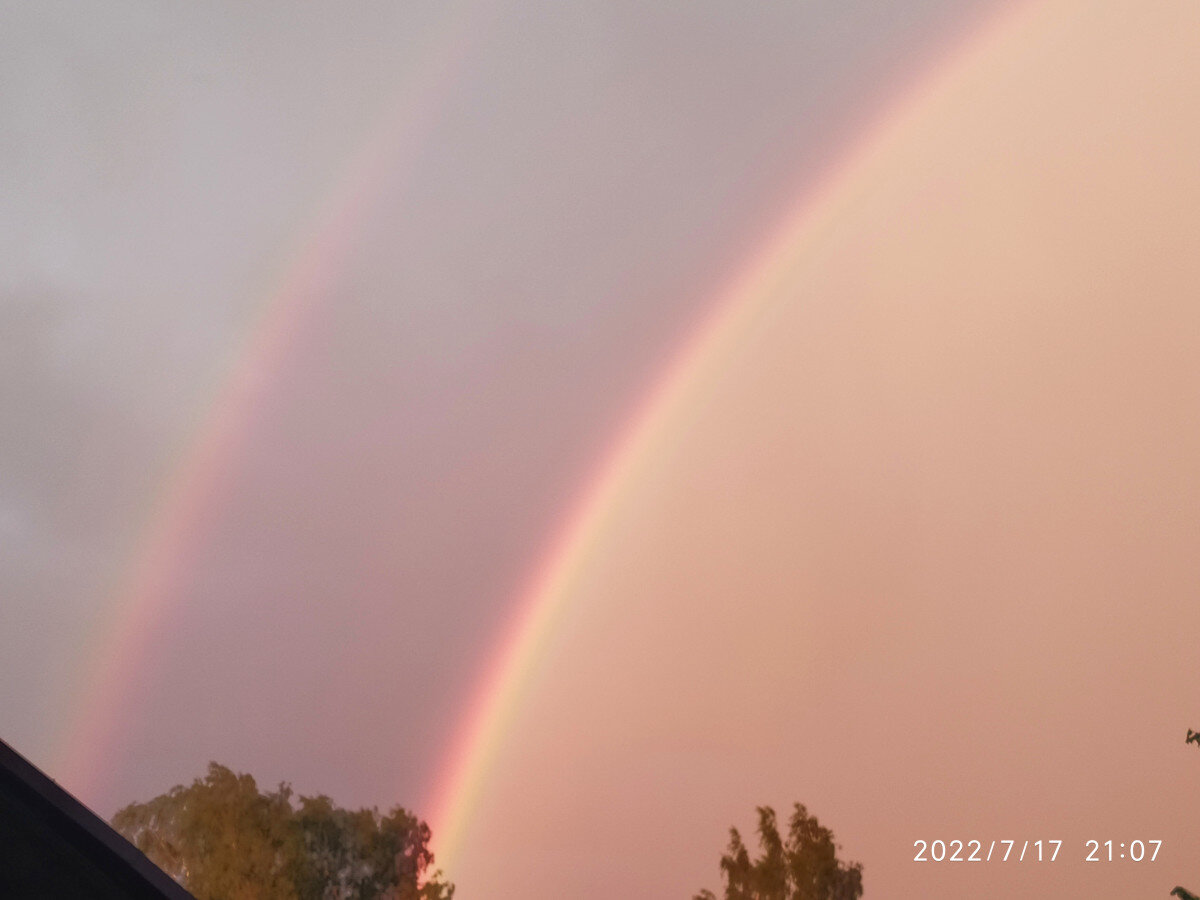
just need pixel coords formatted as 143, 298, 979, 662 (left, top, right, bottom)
56, 0, 1042, 883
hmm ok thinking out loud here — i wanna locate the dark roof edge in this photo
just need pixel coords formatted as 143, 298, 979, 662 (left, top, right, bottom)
0, 737, 195, 900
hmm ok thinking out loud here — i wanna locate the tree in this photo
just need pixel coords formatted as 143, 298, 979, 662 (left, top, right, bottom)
695, 803, 863, 900
1173, 730, 1200, 900
111, 763, 453, 900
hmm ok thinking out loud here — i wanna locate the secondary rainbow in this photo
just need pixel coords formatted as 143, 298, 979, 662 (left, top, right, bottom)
57, 4, 491, 801
422, 0, 1042, 878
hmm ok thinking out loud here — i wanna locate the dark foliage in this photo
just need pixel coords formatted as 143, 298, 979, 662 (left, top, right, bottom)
111, 763, 452, 900
1174, 729, 1200, 900
695, 803, 863, 900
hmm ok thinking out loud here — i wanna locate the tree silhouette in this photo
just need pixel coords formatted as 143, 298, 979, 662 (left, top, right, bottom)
695, 804, 863, 900
111, 763, 452, 900
1172, 729, 1200, 900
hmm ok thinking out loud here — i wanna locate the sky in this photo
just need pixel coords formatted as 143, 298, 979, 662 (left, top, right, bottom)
3, 1, 1200, 898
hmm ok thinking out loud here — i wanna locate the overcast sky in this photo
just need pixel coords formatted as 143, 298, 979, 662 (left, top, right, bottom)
6, 2, 1200, 898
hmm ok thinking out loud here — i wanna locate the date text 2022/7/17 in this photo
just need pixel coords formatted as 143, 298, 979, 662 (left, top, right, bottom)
913, 839, 1162, 862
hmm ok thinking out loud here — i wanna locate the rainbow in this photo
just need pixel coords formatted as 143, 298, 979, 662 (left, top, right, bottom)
55, 0, 1047, 877
421, 0, 1043, 879
57, 3, 491, 800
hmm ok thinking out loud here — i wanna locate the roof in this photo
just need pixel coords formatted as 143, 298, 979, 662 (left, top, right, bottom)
0, 737, 194, 899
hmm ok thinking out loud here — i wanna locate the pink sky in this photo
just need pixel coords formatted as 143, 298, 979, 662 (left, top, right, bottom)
3, 1, 1200, 898
446, 2, 1200, 896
